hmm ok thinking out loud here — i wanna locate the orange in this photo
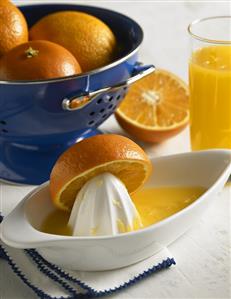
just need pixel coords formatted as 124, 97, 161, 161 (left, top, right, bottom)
115, 69, 189, 143
29, 11, 117, 72
0, 0, 28, 56
0, 0, 10, 4
0, 40, 81, 81
50, 134, 152, 211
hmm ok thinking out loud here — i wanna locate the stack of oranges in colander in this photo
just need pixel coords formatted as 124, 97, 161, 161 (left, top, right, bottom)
0, 0, 189, 143
0, 0, 116, 80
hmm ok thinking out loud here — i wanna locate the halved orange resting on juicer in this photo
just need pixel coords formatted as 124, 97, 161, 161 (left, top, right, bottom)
115, 69, 189, 143
50, 134, 152, 211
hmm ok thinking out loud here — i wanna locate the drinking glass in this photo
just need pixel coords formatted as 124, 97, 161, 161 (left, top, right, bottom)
188, 16, 231, 150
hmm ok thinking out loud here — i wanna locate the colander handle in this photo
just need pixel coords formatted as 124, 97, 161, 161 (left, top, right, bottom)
62, 64, 155, 111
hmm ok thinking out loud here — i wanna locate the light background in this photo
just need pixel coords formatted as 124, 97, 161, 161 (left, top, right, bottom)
1, 1, 230, 299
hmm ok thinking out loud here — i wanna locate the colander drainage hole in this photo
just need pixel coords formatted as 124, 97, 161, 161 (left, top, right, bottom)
108, 104, 113, 109
102, 114, 107, 119
116, 95, 121, 101
0, 120, 6, 125
100, 108, 105, 113
108, 96, 113, 102
88, 120, 95, 126
97, 98, 103, 104
1, 129, 8, 133
89, 111, 95, 116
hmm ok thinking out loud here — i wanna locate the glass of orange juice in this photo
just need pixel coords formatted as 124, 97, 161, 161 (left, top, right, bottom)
188, 16, 231, 150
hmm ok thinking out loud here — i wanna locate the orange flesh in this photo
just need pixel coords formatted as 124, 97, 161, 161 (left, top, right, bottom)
117, 70, 189, 129
58, 160, 150, 211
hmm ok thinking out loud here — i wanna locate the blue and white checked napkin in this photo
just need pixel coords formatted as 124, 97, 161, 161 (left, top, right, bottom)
0, 215, 175, 298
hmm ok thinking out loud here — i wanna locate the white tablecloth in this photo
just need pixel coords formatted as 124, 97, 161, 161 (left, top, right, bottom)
1, 1, 230, 298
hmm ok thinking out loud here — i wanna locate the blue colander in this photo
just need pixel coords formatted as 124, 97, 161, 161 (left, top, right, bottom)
0, 3, 154, 185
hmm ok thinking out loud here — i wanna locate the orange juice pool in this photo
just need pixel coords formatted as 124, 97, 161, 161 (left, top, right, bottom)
189, 45, 231, 150
41, 186, 206, 236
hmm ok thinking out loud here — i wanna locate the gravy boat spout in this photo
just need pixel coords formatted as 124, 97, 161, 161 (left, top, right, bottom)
1, 150, 231, 271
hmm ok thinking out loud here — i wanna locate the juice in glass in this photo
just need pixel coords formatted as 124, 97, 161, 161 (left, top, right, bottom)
189, 45, 231, 150
188, 16, 231, 150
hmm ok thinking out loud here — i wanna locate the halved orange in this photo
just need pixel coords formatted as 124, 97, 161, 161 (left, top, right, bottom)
115, 69, 189, 143
50, 134, 152, 211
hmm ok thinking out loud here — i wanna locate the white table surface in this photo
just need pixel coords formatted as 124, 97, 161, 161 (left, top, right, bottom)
1, 1, 230, 298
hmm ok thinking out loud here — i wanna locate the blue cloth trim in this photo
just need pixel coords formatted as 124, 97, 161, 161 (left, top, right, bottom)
25, 249, 94, 295
0, 214, 176, 298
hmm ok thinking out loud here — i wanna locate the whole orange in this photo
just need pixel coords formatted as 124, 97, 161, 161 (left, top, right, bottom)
0, 40, 82, 81
29, 11, 117, 72
0, 0, 28, 56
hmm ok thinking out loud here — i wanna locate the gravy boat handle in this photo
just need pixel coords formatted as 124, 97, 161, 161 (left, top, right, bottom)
1, 192, 66, 248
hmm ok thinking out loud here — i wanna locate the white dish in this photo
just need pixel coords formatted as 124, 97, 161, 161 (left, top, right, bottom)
1, 150, 231, 271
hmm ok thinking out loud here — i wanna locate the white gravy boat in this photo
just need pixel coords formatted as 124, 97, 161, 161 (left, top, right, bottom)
1, 150, 231, 271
